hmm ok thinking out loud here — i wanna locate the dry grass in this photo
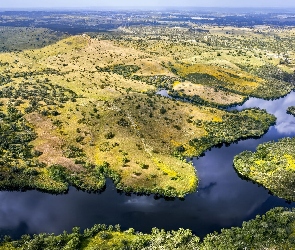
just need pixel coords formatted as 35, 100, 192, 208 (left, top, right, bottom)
25, 113, 83, 172
173, 81, 246, 106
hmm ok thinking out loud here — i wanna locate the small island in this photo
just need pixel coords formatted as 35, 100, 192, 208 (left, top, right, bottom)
234, 137, 295, 201
287, 106, 295, 116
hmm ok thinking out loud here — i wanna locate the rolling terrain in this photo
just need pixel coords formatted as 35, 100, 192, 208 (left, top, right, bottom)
0, 26, 287, 197
0, 18, 295, 249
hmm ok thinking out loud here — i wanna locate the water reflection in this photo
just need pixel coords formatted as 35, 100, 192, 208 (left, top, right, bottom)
156, 89, 171, 98
0, 92, 295, 239
234, 91, 295, 135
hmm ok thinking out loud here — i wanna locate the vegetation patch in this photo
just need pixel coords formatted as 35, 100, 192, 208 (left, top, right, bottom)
0, 27, 66, 52
189, 108, 276, 156
201, 207, 295, 250
234, 137, 295, 201
131, 74, 180, 89
247, 64, 294, 99
287, 106, 295, 116
96, 64, 141, 78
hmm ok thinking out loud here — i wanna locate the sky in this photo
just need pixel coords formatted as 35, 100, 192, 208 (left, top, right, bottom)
1, 0, 295, 9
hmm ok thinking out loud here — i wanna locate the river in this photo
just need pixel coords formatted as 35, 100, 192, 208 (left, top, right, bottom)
1, 92, 295, 239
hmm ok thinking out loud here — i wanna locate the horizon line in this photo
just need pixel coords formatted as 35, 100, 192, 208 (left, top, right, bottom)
0, 5, 295, 9
1, 6, 295, 10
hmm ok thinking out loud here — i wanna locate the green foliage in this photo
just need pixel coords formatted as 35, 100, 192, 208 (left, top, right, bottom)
96, 64, 140, 78
0, 80, 78, 114
287, 106, 295, 116
0, 108, 36, 161
131, 75, 180, 89
159, 106, 167, 114
1, 18, 295, 250
234, 137, 295, 201
117, 118, 129, 127
202, 207, 295, 250
0, 74, 11, 85
1, 227, 81, 250
248, 64, 294, 99
48, 164, 107, 193
188, 108, 276, 157
0, 27, 65, 52
49, 165, 68, 183
146, 227, 200, 249
104, 132, 115, 139
186, 73, 219, 85
63, 145, 86, 158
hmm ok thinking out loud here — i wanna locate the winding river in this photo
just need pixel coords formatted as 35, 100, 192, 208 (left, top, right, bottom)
1, 92, 295, 239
